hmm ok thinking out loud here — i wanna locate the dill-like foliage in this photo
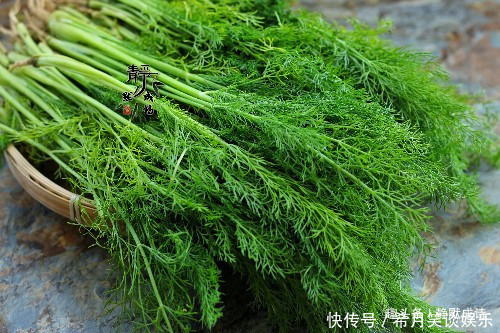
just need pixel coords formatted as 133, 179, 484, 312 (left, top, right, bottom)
135, 0, 498, 220
0, 1, 497, 332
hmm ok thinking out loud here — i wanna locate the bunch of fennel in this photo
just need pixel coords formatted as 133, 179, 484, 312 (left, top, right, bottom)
0, 0, 497, 332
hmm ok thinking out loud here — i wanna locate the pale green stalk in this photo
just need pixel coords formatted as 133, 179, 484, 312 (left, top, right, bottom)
46, 38, 211, 108
11, 64, 162, 145
0, 66, 63, 122
49, 14, 221, 92
0, 122, 83, 181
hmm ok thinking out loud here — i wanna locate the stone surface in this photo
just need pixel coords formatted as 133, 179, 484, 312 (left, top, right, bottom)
410, 203, 500, 333
0, 0, 499, 332
0, 165, 122, 332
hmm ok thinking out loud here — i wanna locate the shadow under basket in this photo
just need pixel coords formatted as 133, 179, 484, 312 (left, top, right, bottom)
4, 144, 98, 224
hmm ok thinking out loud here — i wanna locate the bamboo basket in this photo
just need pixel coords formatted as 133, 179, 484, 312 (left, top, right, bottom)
4, 144, 98, 224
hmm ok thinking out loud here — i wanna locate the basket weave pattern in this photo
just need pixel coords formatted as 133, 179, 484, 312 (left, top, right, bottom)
4, 144, 97, 224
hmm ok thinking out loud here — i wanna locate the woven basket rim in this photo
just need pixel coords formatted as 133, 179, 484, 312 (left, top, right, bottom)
4, 144, 97, 224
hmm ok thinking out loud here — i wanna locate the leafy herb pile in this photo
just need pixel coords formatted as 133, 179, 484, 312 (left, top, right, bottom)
0, 0, 497, 332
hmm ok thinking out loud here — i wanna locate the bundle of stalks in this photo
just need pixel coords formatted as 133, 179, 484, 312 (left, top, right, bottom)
0, 0, 497, 332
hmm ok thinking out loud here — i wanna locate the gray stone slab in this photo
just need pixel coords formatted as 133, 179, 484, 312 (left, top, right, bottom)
0, 165, 122, 333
